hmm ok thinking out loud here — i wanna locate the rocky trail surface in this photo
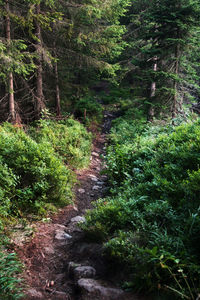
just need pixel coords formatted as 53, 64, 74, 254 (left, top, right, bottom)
14, 111, 147, 300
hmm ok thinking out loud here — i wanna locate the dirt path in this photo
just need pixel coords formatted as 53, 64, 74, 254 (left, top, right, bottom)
14, 112, 146, 300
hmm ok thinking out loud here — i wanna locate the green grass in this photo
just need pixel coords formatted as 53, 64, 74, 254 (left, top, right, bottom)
0, 250, 23, 299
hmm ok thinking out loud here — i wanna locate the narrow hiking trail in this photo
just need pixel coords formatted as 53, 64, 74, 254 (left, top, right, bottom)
13, 111, 147, 300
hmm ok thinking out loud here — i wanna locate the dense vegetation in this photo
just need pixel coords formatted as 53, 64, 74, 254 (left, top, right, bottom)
0, 118, 91, 299
84, 107, 200, 299
1, 0, 200, 298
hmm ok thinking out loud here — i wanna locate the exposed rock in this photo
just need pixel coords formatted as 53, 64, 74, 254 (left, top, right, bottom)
55, 224, 67, 230
26, 288, 43, 299
78, 188, 85, 194
55, 230, 72, 241
92, 152, 99, 157
53, 291, 69, 299
71, 216, 86, 224
91, 177, 98, 182
44, 246, 55, 255
78, 279, 124, 300
89, 174, 98, 179
74, 266, 96, 280
97, 181, 104, 185
92, 185, 101, 190
66, 216, 85, 234
94, 159, 101, 164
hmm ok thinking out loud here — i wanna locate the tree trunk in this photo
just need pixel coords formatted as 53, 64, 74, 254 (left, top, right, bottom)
54, 58, 61, 117
5, 0, 16, 123
35, 3, 45, 117
147, 56, 157, 122
172, 44, 180, 121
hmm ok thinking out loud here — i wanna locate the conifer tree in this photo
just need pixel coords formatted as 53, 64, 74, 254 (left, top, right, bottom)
0, 0, 35, 122
120, 0, 200, 120
148, 0, 200, 119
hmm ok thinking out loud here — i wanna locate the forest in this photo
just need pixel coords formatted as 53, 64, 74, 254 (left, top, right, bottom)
0, 0, 200, 299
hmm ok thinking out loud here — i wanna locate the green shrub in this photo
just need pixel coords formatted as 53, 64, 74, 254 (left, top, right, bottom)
0, 123, 74, 216
0, 159, 18, 230
84, 117, 200, 298
30, 118, 92, 169
0, 119, 92, 299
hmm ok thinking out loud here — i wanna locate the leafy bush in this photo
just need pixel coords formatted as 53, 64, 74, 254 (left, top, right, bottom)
0, 158, 17, 222
30, 118, 92, 168
84, 117, 200, 298
0, 122, 74, 218
0, 118, 92, 300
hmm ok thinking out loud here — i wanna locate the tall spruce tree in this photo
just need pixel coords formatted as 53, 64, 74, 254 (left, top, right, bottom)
0, 0, 35, 123
148, 0, 200, 119
120, 0, 200, 120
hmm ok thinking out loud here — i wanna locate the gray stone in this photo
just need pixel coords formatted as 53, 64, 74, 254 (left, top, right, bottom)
78, 188, 85, 194
71, 216, 86, 224
78, 279, 124, 300
55, 230, 72, 241
97, 181, 104, 185
91, 177, 98, 182
92, 185, 101, 190
74, 266, 96, 280
89, 174, 98, 179
26, 288, 43, 299
55, 224, 67, 230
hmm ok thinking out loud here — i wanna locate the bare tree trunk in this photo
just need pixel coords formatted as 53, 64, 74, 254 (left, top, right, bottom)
172, 45, 180, 121
148, 56, 157, 122
35, 3, 45, 117
5, 0, 16, 123
54, 58, 61, 117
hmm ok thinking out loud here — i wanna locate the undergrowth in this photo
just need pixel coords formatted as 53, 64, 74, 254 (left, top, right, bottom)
0, 250, 23, 300
84, 108, 200, 299
0, 118, 92, 299
73, 96, 103, 126
29, 117, 92, 168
